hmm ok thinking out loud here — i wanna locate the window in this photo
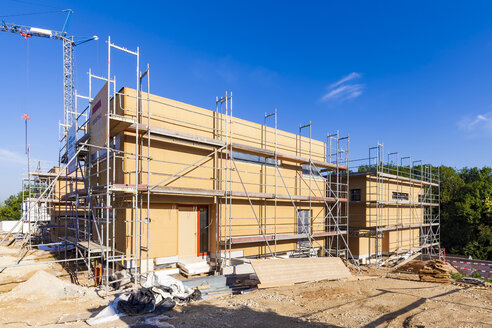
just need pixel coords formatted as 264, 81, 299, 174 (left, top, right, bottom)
418, 194, 425, 203
351, 189, 361, 201
302, 164, 323, 178
198, 206, 209, 255
297, 209, 311, 248
392, 192, 409, 201
231, 151, 279, 166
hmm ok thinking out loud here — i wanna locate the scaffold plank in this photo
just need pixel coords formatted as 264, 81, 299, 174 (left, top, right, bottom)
62, 236, 109, 253
221, 230, 347, 245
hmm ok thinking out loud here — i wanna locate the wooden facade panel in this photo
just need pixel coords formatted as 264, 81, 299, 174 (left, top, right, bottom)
51, 86, 344, 263
119, 88, 326, 161
349, 174, 429, 258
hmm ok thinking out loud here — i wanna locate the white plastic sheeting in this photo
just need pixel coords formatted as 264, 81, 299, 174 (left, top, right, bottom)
86, 274, 195, 326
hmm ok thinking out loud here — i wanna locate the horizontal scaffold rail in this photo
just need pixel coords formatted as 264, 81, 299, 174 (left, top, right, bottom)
350, 222, 440, 233
350, 170, 439, 187
61, 236, 111, 254
107, 115, 346, 171
62, 184, 349, 203
220, 230, 347, 245
351, 200, 439, 207
108, 184, 348, 202
421, 242, 440, 248
24, 198, 64, 204
30, 171, 83, 181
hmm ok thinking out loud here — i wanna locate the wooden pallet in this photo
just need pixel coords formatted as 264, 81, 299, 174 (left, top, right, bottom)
179, 269, 212, 279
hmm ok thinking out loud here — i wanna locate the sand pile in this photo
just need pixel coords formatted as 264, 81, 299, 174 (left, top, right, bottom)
3, 270, 94, 301
0, 255, 49, 279
0, 246, 20, 256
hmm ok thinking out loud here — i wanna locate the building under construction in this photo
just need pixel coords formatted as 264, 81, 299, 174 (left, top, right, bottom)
348, 144, 440, 264
1, 38, 440, 295
0, 38, 354, 293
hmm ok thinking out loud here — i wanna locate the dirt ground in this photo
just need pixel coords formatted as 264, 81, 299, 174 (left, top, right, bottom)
0, 246, 490, 327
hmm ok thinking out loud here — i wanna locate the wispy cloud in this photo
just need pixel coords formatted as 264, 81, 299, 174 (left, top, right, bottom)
0, 149, 26, 165
458, 111, 492, 137
321, 72, 364, 103
190, 56, 238, 84
249, 66, 278, 88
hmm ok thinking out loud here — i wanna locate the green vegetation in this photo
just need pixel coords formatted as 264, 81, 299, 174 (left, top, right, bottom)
449, 271, 492, 283
440, 166, 492, 261
449, 271, 465, 280
0, 191, 25, 221
471, 271, 482, 279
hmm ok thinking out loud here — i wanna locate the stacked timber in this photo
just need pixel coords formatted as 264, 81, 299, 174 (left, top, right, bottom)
418, 260, 451, 283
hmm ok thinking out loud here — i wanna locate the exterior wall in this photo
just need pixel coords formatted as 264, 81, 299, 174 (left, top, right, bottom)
365, 175, 424, 204
387, 228, 420, 253
118, 87, 326, 189
112, 88, 329, 261
349, 174, 425, 259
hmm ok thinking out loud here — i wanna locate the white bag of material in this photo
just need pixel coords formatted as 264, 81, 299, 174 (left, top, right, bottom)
86, 294, 129, 326
143, 273, 194, 302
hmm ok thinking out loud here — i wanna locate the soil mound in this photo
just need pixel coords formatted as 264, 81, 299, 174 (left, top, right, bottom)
3, 270, 92, 301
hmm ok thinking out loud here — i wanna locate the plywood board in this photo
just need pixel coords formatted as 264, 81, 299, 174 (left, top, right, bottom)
251, 257, 351, 288
178, 207, 197, 257
89, 82, 108, 154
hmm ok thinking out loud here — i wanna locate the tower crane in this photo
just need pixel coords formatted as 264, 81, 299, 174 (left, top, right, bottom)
1, 9, 98, 129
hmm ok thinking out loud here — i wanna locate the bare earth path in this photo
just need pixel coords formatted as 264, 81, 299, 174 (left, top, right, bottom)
0, 245, 490, 328
0, 274, 490, 327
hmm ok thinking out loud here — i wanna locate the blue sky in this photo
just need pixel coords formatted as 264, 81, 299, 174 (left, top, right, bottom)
0, 1, 491, 201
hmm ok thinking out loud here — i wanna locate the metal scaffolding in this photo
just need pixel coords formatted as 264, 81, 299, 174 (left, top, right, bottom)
2, 36, 358, 294
349, 143, 440, 263
212, 96, 354, 267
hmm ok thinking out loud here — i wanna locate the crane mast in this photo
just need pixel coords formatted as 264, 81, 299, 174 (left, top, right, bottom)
1, 10, 97, 130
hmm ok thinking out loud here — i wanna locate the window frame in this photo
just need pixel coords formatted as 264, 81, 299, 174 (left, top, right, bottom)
392, 192, 409, 201
301, 164, 324, 179
230, 150, 281, 167
351, 188, 361, 201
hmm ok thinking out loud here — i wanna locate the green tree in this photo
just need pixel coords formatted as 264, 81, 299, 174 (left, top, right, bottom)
0, 191, 25, 221
440, 166, 492, 260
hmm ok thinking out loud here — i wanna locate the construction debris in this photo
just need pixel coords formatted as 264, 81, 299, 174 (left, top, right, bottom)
251, 257, 352, 289
87, 273, 201, 325
391, 259, 426, 274
177, 258, 212, 277
418, 259, 451, 283
180, 273, 258, 298
456, 277, 492, 287
389, 252, 421, 270
117, 288, 177, 316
